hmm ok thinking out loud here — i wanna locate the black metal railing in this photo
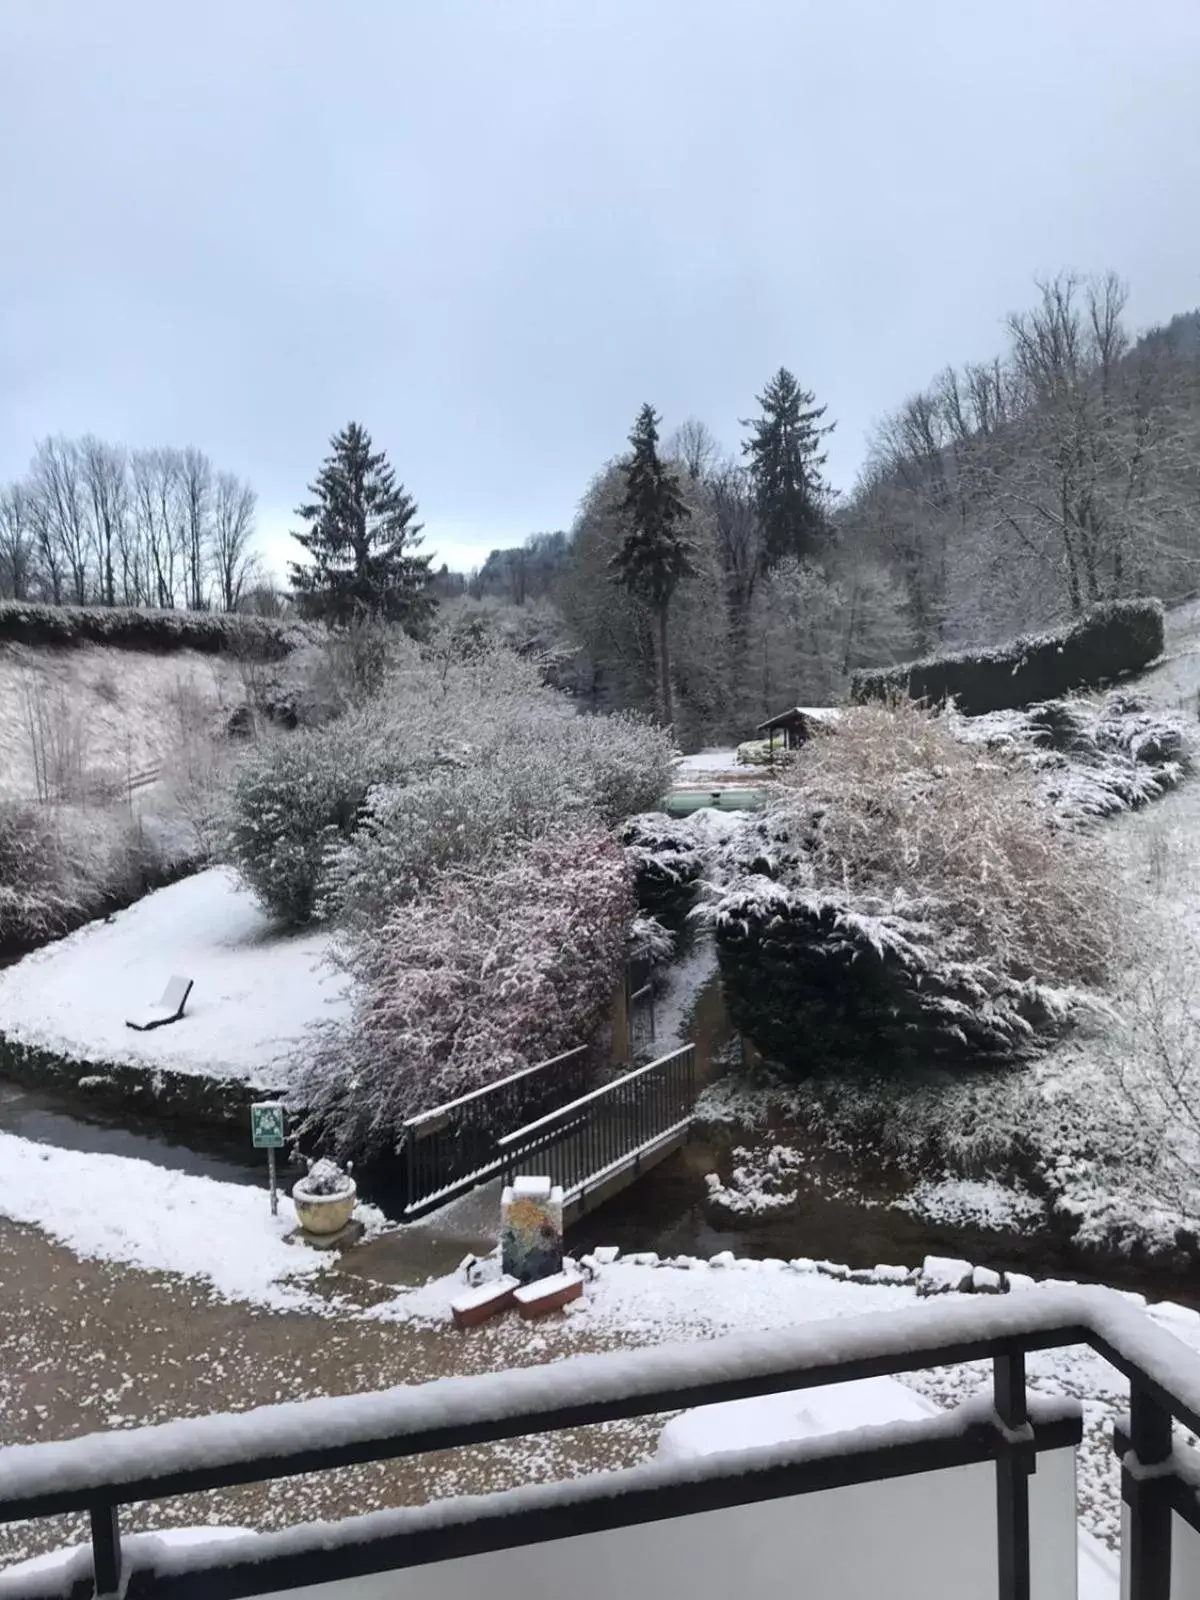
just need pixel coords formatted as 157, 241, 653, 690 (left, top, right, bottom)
5, 1287, 1200, 1599
496, 1043, 695, 1203
399, 1046, 591, 1218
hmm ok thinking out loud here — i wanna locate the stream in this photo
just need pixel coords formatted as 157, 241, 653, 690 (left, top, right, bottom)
4, 1073, 1197, 1309
0, 1079, 299, 1190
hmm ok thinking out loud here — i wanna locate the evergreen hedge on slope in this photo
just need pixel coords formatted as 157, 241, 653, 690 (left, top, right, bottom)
0, 601, 296, 659
850, 599, 1163, 716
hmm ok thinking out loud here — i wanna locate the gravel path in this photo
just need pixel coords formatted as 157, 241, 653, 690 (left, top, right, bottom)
0, 1217, 655, 1571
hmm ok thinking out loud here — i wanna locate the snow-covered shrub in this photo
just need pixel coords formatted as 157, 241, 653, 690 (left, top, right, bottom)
709, 700, 1115, 1071
629, 912, 675, 964
546, 710, 676, 824
620, 812, 709, 927
952, 692, 1186, 821
302, 616, 414, 720
736, 739, 775, 766
223, 635, 675, 926
851, 597, 1164, 715
294, 828, 634, 1160
221, 721, 373, 924
319, 744, 582, 926
0, 801, 182, 955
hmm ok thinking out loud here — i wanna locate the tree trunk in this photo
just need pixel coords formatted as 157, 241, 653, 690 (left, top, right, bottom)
656, 605, 674, 730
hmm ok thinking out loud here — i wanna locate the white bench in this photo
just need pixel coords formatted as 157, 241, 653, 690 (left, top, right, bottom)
125, 975, 194, 1032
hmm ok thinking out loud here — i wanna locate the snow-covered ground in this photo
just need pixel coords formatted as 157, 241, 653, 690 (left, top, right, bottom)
0, 1132, 383, 1310
0, 867, 345, 1086
674, 749, 748, 777
1, 1126, 1198, 1552
0, 641, 251, 802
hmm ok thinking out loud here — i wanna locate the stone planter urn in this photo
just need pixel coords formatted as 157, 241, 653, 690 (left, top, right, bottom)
292, 1159, 357, 1236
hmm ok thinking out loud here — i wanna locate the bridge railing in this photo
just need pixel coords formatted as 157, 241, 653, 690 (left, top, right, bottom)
496, 1043, 695, 1202
399, 1046, 592, 1218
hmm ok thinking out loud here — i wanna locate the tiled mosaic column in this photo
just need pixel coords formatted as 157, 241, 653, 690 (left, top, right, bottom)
501, 1176, 564, 1284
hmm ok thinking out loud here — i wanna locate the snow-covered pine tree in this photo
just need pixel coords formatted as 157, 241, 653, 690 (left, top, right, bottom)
742, 367, 834, 567
609, 403, 694, 728
289, 421, 435, 631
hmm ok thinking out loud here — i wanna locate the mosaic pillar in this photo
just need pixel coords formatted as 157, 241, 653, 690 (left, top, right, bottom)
501, 1175, 564, 1284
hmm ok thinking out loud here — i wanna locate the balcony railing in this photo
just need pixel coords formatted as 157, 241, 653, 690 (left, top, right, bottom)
1, 1285, 1198, 1598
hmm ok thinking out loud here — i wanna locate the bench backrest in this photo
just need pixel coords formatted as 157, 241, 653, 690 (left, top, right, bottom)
158, 975, 193, 1014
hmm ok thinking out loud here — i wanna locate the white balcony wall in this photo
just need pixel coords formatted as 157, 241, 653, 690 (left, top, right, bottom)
262, 1448, 1078, 1600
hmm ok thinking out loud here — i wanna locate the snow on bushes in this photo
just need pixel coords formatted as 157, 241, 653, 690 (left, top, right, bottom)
0, 800, 184, 956
708, 700, 1116, 1071
293, 829, 634, 1160
222, 639, 675, 927
851, 597, 1164, 715
951, 692, 1186, 821
221, 719, 374, 924
620, 807, 746, 929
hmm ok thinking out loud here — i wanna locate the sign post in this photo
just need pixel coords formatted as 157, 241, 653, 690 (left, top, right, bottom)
250, 1102, 286, 1217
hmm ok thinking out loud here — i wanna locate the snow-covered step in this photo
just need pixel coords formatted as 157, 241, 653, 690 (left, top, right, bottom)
513, 1271, 584, 1320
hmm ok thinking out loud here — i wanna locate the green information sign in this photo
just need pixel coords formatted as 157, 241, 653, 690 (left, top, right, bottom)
251, 1102, 285, 1150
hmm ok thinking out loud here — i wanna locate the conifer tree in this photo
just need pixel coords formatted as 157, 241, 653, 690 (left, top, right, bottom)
609, 403, 693, 727
289, 422, 434, 631
742, 368, 833, 567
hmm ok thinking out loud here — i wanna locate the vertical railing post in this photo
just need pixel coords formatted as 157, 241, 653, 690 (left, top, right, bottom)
994, 1348, 1032, 1600
90, 1502, 121, 1596
1126, 1385, 1173, 1600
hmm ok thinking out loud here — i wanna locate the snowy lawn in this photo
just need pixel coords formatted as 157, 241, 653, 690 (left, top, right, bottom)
0, 867, 346, 1087
674, 749, 748, 777
0, 1132, 382, 1311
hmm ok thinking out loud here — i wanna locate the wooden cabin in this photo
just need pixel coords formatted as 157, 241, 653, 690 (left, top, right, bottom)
756, 705, 842, 754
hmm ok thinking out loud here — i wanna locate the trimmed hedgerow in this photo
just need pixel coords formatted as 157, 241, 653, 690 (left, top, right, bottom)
0, 600, 297, 660
850, 598, 1163, 716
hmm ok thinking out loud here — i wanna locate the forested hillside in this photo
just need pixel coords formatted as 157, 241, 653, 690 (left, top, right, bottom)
450, 279, 1200, 749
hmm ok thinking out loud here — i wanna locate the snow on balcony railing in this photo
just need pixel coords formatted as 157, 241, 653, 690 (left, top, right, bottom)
1, 1285, 1199, 1599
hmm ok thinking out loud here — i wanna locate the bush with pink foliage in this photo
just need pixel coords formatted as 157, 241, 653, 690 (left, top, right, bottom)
294, 826, 634, 1159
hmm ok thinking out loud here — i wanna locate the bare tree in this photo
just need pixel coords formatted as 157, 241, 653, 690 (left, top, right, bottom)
79, 437, 128, 607
131, 447, 184, 607
212, 472, 258, 611
178, 446, 213, 609
30, 438, 92, 603
668, 417, 722, 483
0, 483, 36, 599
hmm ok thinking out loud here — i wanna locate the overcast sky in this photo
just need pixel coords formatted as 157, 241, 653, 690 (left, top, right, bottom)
3, 0, 1199, 577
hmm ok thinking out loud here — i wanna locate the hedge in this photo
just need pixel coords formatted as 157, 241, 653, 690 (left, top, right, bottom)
0, 601, 298, 660
713, 884, 1055, 1072
850, 599, 1164, 716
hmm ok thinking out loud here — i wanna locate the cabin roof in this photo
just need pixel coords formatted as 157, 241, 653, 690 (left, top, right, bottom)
756, 705, 843, 734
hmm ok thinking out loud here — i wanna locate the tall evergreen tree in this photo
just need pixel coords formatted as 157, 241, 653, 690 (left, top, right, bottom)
742, 368, 834, 567
609, 403, 694, 728
289, 422, 434, 631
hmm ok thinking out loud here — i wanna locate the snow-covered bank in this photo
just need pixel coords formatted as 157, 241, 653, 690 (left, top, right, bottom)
0, 1132, 379, 1310
0, 867, 346, 1089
